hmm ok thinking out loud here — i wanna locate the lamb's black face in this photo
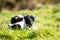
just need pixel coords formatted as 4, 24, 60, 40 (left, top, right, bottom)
11, 16, 23, 24
24, 15, 35, 27
30, 15, 35, 22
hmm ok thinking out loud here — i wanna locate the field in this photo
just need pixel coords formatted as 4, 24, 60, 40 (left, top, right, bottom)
0, 4, 60, 40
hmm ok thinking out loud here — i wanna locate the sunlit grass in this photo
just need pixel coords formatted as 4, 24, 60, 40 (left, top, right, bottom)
0, 4, 60, 40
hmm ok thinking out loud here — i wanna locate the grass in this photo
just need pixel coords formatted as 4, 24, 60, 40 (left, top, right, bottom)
0, 4, 60, 40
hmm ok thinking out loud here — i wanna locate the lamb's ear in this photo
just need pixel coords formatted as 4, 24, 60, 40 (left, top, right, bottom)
30, 15, 36, 22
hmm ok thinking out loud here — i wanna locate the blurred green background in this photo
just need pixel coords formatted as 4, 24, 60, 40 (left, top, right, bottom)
0, 0, 60, 40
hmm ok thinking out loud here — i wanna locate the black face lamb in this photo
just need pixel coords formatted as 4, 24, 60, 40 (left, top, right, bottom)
8, 15, 35, 30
